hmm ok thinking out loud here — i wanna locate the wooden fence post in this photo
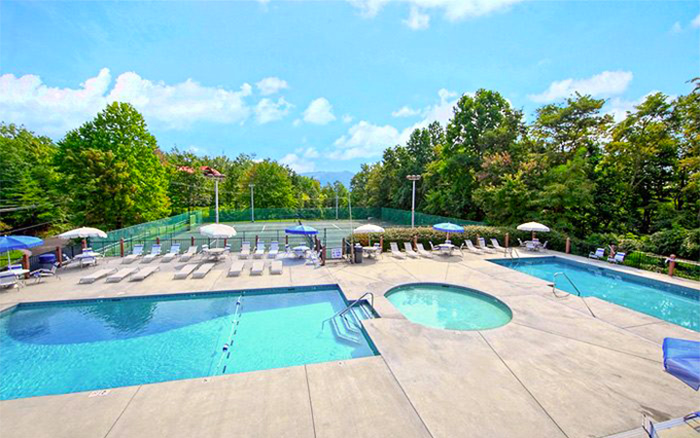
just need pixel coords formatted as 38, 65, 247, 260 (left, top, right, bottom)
668, 255, 676, 277
191, 236, 195, 246
120, 239, 125, 258
81, 239, 87, 250
565, 238, 571, 254
505, 233, 509, 248
56, 246, 63, 267
380, 235, 384, 251
22, 254, 29, 279
156, 237, 160, 245
413, 234, 418, 249
342, 238, 346, 256
321, 246, 326, 266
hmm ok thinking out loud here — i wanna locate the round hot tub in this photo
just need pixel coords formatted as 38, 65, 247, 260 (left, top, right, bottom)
386, 283, 512, 331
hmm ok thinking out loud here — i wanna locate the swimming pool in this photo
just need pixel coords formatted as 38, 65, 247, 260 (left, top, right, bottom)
491, 257, 699, 332
0, 286, 377, 400
386, 283, 512, 331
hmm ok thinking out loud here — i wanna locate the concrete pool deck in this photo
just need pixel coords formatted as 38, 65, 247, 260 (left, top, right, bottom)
0, 250, 698, 438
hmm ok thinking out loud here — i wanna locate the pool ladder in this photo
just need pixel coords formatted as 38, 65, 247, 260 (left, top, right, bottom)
550, 273, 596, 318
322, 292, 375, 344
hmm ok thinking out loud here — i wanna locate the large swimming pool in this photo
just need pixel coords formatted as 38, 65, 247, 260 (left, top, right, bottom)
0, 286, 377, 400
491, 257, 699, 332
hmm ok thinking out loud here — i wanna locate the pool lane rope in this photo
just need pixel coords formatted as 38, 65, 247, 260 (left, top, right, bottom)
213, 292, 245, 375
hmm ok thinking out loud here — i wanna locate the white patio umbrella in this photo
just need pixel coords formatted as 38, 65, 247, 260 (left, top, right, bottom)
353, 224, 385, 234
199, 223, 237, 248
517, 222, 550, 239
353, 224, 385, 246
58, 227, 107, 239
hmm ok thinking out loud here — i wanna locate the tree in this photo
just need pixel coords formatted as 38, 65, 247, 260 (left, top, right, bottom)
0, 124, 66, 233
56, 102, 170, 229
237, 160, 297, 208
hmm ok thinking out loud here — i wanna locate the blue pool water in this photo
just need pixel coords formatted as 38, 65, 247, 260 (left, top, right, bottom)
491, 257, 699, 332
0, 286, 377, 400
386, 283, 512, 331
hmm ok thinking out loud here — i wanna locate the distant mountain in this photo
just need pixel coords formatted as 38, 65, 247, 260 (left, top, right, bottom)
301, 171, 354, 187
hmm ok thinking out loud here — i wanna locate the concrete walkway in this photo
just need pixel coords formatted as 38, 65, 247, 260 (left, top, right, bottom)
0, 250, 698, 438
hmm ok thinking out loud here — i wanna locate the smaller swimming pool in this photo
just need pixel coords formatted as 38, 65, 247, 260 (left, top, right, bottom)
386, 283, 512, 331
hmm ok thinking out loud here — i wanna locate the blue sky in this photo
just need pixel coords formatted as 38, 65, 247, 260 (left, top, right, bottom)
1, 0, 698, 173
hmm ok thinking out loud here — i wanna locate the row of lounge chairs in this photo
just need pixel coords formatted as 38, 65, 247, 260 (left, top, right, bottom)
388, 237, 512, 259
121, 241, 283, 265
79, 266, 161, 284
173, 260, 283, 280
238, 241, 279, 259
589, 248, 626, 263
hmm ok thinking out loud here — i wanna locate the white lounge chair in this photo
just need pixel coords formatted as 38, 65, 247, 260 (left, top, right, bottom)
106, 267, 137, 283
122, 245, 144, 264
608, 252, 626, 264
268, 242, 279, 259
30, 264, 59, 283
518, 238, 526, 247
539, 241, 548, 251
179, 246, 198, 262
589, 248, 605, 259
463, 240, 483, 254
79, 268, 117, 284
174, 263, 198, 279
270, 260, 283, 275
0, 274, 20, 289
477, 238, 495, 253
131, 265, 159, 281
403, 242, 419, 258
192, 263, 215, 279
416, 243, 434, 258
254, 242, 265, 259
228, 261, 245, 277
142, 245, 162, 263
390, 242, 406, 259
491, 238, 506, 251
239, 242, 251, 259
162, 244, 181, 262
251, 260, 265, 275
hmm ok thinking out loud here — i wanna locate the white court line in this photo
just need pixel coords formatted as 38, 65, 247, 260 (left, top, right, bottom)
261, 225, 266, 232
332, 224, 341, 230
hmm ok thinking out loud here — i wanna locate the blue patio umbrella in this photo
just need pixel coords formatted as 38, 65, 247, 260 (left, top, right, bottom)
432, 223, 464, 243
0, 235, 43, 266
284, 225, 319, 235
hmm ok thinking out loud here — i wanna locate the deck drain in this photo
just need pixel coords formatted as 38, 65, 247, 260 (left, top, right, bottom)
88, 389, 111, 397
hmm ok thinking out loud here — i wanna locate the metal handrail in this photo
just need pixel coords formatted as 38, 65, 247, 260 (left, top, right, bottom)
322, 292, 374, 328
552, 272, 582, 296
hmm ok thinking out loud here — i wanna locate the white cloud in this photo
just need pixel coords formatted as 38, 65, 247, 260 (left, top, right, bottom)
403, 6, 430, 30
605, 91, 675, 122
349, 0, 523, 21
0, 68, 257, 135
392, 105, 421, 117
670, 21, 682, 33
330, 121, 401, 160
302, 97, 336, 125
330, 88, 462, 160
254, 97, 293, 124
692, 13, 700, 28
255, 77, 288, 95
342, 114, 354, 123
528, 70, 633, 103
280, 147, 320, 173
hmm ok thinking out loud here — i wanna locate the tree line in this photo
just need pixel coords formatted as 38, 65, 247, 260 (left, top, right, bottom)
0, 102, 349, 234
350, 82, 699, 258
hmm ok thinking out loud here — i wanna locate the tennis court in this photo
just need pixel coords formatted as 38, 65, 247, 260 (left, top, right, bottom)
173, 217, 401, 251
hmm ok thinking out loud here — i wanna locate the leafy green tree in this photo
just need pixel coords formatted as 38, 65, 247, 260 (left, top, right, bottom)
292, 174, 323, 209
237, 160, 297, 208
56, 102, 170, 229
0, 124, 67, 233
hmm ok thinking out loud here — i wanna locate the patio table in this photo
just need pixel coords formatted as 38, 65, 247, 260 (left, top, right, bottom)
362, 246, 381, 258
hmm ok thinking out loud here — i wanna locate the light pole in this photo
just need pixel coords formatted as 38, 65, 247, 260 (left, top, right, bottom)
335, 191, 339, 220
249, 184, 255, 222
406, 175, 421, 228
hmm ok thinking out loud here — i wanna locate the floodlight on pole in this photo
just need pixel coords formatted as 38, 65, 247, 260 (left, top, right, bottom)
201, 166, 225, 224
406, 175, 422, 228
249, 184, 255, 222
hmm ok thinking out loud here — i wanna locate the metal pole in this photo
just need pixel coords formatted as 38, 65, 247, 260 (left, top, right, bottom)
406, 175, 421, 229
249, 184, 255, 222
335, 192, 339, 220
215, 179, 219, 223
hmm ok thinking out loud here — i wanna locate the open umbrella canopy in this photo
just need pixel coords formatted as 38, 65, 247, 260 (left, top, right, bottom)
433, 223, 464, 233
199, 223, 237, 238
0, 235, 43, 253
285, 225, 318, 235
353, 224, 385, 234
59, 227, 108, 239
517, 222, 550, 232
